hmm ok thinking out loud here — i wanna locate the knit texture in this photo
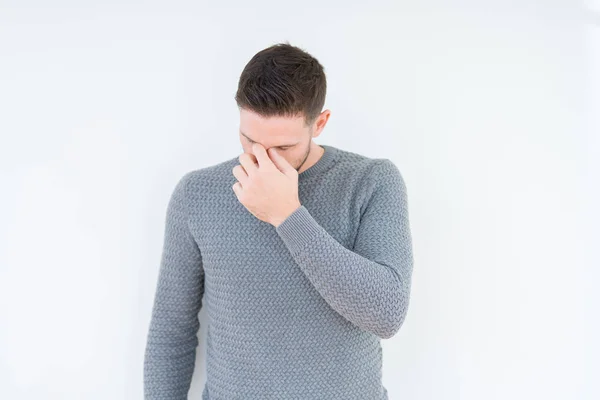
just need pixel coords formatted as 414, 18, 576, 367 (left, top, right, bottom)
143, 144, 414, 400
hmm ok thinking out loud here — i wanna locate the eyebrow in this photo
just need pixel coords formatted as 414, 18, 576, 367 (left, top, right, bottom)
239, 131, 298, 148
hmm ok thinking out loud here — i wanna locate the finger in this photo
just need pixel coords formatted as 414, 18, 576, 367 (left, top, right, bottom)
232, 181, 242, 197
252, 143, 275, 170
268, 147, 295, 175
238, 152, 258, 176
232, 164, 249, 187
246, 152, 258, 164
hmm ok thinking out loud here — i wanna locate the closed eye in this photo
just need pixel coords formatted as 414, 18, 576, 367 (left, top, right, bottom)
241, 131, 295, 151
247, 140, 291, 151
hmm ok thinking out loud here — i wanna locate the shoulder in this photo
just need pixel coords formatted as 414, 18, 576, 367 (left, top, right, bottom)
334, 146, 403, 177
365, 159, 407, 201
341, 153, 407, 212
337, 149, 406, 194
167, 155, 239, 210
371, 158, 406, 189
176, 154, 239, 189
329, 147, 408, 211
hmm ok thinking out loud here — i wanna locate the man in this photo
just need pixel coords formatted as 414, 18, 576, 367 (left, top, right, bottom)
143, 42, 414, 400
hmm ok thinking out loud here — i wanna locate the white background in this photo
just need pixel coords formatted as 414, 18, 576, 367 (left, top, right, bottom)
1, 1, 598, 399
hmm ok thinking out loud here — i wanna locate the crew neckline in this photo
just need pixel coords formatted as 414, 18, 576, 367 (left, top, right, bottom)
298, 144, 339, 181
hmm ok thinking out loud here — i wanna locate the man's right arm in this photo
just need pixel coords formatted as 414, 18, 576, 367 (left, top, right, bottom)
144, 171, 205, 400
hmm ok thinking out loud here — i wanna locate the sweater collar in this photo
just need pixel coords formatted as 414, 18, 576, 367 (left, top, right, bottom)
298, 144, 339, 181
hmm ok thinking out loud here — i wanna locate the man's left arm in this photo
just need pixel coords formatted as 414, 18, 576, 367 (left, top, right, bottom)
275, 159, 414, 339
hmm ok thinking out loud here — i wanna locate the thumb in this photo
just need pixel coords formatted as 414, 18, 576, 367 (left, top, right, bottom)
268, 148, 295, 176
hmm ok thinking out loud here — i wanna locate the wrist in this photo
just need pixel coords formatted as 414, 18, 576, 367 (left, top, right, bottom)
271, 202, 301, 228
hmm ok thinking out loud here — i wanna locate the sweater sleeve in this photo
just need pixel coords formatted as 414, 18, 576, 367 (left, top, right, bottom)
275, 159, 413, 339
144, 172, 205, 399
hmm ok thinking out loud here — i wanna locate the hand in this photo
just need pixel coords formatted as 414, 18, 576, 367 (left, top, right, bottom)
232, 143, 301, 227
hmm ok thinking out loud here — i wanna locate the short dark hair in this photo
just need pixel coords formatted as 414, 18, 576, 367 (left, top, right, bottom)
234, 41, 327, 127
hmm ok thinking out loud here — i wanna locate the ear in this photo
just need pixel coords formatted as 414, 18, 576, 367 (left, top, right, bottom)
311, 109, 331, 138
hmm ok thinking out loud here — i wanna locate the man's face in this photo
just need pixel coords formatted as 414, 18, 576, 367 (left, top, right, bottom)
238, 108, 314, 172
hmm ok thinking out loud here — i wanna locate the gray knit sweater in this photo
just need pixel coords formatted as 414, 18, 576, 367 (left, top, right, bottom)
143, 144, 414, 400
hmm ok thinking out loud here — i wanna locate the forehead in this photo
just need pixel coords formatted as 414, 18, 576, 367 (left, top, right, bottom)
239, 108, 307, 141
